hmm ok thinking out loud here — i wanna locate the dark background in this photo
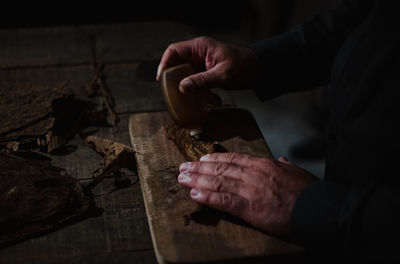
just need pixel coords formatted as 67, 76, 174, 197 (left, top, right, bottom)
0, 1, 340, 38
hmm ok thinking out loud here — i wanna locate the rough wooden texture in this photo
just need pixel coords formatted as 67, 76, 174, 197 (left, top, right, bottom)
0, 21, 240, 264
104, 64, 166, 113
0, 26, 92, 69
0, 65, 93, 98
129, 110, 302, 263
82, 22, 197, 63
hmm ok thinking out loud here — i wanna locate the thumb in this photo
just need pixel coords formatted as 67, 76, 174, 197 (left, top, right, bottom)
179, 67, 222, 93
278, 156, 294, 166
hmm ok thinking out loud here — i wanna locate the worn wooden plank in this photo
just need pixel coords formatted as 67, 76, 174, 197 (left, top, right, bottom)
82, 22, 197, 63
0, 63, 168, 114
103, 64, 166, 113
58, 249, 157, 264
0, 24, 234, 114
0, 65, 93, 98
0, 26, 91, 69
0, 21, 236, 264
0, 245, 156, 264
129, 110, 302, 264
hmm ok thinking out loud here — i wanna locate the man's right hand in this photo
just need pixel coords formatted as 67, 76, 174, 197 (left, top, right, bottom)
156, 36, 259, 93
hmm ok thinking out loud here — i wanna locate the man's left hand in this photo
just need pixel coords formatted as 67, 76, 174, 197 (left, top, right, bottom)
178, 152, 316, 237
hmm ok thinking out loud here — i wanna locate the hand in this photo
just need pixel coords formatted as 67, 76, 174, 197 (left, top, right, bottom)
156, 36, 259, 93
178, 153, 316, 237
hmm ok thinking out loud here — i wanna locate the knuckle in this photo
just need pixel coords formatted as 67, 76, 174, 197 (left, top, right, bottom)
166, 44, 182, 56
166, 43, 177, 52
241, 154, 253, 165
198, 36, 213, 43
219, 193, 233, 209
214, 162, 229, 176
190, 162, 201, 173
202, 191, 211, 203
190, 174, 198, 185
269, 174, 279, 187
192, 73, 206, 86
230, 180, 241, 192
211, 176, 224, 192
227, 152, 241, 163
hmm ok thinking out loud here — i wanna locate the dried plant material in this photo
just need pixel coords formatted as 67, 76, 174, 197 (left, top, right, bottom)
85, 136, 136, 173
5, 142, 20, 152
0, 152, 91, 247
84, 136, 136, 189
166, 123, 225, 161
40, 131, 69, 153
0, 82, 114, 153
0, 82, 72, 140
0, 82, 80, 153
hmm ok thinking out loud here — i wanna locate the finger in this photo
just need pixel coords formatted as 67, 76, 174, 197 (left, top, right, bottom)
156, 41, 193, 81
190, 188, 248, 217
178, 172, 244, 196
180, 161, 250, 181
199, 152, 266, 168
179, 64, 225, 93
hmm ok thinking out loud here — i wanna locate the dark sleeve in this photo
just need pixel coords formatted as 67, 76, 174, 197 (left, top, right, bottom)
291, 181, 400, 261
249, 0, 373, 100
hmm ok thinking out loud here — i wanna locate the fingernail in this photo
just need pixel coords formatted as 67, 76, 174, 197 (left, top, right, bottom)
178, 172, 191, 183
156, 65, 161, 79
179, 162, 191, 172
180, 78, 194, 93
200, 154, 210, 162
191, 188, 201, 198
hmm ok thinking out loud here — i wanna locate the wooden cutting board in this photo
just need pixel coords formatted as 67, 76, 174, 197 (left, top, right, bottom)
129, 109, 302, 263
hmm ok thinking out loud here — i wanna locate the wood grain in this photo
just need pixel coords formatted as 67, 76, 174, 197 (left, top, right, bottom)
129, 110, 302, 263
0, 21, 203, 264
82, 22, 197, 63
0, 26, 91, 69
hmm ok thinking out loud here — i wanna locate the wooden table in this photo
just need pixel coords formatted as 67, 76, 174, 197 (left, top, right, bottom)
0, 22, 244, 263
1, 21, 307, 263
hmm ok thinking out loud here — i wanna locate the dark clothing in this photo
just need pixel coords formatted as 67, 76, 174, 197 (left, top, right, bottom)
250, 0, 400, 261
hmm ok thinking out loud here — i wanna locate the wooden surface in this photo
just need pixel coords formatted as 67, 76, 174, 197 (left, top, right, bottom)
0, 21, 241, 263
129, 110, 302, 263
0, 21, 202, 264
